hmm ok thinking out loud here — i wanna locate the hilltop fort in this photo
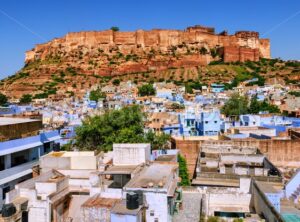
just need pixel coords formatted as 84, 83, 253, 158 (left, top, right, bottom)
0, 25, 275, 98
26, 25, 270, 66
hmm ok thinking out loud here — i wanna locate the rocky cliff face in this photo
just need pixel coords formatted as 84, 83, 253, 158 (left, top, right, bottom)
1, 25, 271, 98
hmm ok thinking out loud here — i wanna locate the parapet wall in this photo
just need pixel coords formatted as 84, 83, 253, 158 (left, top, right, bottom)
172, 137, 300, 178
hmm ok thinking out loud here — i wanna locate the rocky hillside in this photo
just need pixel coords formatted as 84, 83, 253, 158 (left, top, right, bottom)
1, 25, 298, 99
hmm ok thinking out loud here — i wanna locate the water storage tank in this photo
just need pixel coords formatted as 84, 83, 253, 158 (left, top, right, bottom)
126, 192, 139, 210
1, 203, 16, 217
135, 190, 144, 205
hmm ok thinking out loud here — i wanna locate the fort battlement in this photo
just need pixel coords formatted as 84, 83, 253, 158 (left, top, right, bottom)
25, 25, 270, 64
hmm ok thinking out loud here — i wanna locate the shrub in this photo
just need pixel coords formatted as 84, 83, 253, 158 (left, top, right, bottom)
20, 94, 32, 104
178, 154, 190, 186
110, 26, 119, 32
288, 91, 300, 97
0, 93, 8, 106
33, 93, 48, 99
89, 89, 106, 101
138, 84, 155, 96
112, 79, 121, 86
199, 46, 208, 55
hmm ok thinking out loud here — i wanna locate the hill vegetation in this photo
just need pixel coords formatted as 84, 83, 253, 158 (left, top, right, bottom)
221, 93, 281, 117
0, 54, 300, 99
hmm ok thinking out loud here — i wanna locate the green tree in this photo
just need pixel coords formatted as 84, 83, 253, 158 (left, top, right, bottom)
138, 84, 155, 96
249, 96, 280, 114
249, 95, 260, 114
111, 26, 119, 32
289, 91, 300, 97
20, 94, 32, 104
221, 93, 249, 117
185, 84, 193, 94
178, 154, 190, 186
75, 105, 170, 151
171, 103, 185, 110
75, 105, 144, 151
260, 100, 280, 113
0, 93, 8, 106
33, 93, 48, 99
190, 81, 203, 90
89, 89, 106, 101
199, 46, 208, 55
145, 131, 170, 150
112, 79, 121, 86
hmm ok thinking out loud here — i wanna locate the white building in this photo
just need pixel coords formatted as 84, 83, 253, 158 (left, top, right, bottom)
2, 144, 179, 222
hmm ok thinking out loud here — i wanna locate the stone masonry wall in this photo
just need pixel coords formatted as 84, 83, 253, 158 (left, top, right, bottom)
25, 26, 270, 64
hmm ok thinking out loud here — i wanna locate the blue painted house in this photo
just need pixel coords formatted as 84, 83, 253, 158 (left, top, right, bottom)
211, 83, 225, 93
0, 130, 60, 206
196, 110, 221, 136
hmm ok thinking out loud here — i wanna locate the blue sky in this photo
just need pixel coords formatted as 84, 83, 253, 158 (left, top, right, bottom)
0, 0, 300, 79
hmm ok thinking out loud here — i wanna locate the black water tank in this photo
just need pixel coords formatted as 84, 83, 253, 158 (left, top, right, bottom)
135, 190, 144, 205
1, 203, 16, 217
126, 192, 139, 210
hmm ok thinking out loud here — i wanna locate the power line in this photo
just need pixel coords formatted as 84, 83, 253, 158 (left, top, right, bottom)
0, 8, 47, 41
262, 9, 300, 37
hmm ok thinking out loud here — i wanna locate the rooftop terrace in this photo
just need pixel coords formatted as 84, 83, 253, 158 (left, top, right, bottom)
125, 164, 177, 189
0, 117, 39, 126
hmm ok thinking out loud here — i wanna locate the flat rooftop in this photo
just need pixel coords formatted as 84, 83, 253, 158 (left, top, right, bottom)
0, 117, 40, 126
102, 165, 139, 175
125, 164, 176, 189
46, 151, 96, 158
192, 178, 240, 187
256, 181, 280, 193
82, 195, 120, 209
155, 155, 177, 162
231, 126, 270, 130
111, 199, 143, 215
113, 143, 150, 149
172, 135, 219, 141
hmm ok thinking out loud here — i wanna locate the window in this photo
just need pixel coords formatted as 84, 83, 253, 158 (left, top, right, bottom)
150, 210, 155, 216
155, 219, 159, 222
0, 156, 4, 171
214, 121, 217, 124
205, 121, 208, 124
44, 142, 51, 154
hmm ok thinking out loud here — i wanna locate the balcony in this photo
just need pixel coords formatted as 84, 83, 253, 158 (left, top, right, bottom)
0, 160, 39, 185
